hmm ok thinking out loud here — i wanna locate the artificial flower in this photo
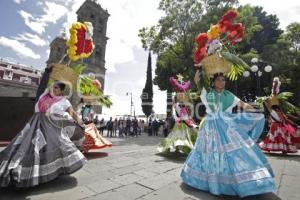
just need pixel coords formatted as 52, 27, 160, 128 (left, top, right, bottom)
207, 25, 221, 40
207, 39, 222, 55
227, 23, 244, 44
218, 10, 238, 24
195, 33, 209, 47
67, 22, 94, 61
193, 46, 207, 64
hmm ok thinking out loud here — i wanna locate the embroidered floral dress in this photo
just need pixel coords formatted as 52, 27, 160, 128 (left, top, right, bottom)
259, 110, 297, 153
157, 103, 197, 154
0, 89, 86, 187
181, 88, 275, 197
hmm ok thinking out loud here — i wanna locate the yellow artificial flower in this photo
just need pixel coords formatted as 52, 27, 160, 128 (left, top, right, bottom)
207, 25, 221, 40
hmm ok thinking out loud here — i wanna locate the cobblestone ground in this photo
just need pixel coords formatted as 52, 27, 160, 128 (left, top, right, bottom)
0, 132, 299, 200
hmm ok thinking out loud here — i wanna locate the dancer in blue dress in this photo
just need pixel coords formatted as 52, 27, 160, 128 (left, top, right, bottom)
181, 71, 275, 197
181, 10, 275, 197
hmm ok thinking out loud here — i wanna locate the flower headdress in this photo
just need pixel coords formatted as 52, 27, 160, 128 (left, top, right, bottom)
169, 74, 191, 92
67, 22, 94, 61
256, 77, 299, 113
169, 74, 191, 103
48, 21, 95, 88
194, 10, 248, 81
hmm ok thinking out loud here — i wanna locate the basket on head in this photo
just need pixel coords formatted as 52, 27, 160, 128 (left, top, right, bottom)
201, 54, 232, 77
265, 95, 279, 111
49, 63, 79, 89
82, 95, 98, 104
176, 92, 189, 103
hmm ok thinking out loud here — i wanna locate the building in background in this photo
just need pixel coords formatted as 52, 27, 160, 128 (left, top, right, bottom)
0, 58, 42, 141
0, 58, 41, 97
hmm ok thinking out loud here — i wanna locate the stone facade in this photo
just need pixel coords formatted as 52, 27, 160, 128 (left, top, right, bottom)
0, 59, 41, 98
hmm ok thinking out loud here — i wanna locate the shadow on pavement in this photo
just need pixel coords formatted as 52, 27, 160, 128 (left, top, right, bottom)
0, 175, 78, 200
180, 182, 281, 200
84, 151, 108, 160
155, 152, 187, 164
241, 193, 281, 200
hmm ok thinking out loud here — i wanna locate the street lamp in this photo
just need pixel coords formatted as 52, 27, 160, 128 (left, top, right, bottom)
243, 58, 272, 96
126, 92, 133, 117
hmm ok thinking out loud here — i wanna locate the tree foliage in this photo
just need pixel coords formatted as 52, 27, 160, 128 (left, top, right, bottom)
141, 52, 154, 117
139, 0, 300, 114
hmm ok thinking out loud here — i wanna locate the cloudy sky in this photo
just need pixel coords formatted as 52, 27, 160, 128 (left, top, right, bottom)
0, 0, 299, 116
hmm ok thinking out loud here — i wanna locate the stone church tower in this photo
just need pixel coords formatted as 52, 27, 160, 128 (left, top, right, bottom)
47, 0, 109, 113
76, 0, 109, 84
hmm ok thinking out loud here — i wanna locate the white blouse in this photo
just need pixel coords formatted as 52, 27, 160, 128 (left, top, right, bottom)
34, 89, 71, 115
47, 98, 71, 116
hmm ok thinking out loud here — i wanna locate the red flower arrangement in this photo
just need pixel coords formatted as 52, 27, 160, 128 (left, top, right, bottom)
193, 10, 245, 65
227, 23, 244, 44
193, 33, 208, 64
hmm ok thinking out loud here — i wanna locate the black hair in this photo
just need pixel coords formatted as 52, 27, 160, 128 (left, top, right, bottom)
212, 73, 224, 82
54, 80, 66, 91
271, 105, 281, 110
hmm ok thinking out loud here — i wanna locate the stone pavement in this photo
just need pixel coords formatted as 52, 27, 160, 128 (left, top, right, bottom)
0, 133, 300, 200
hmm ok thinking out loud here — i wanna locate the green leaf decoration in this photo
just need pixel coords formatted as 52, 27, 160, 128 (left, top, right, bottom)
98, 95, 113, 108
277, 92, 293, 100
255, 96, 269, 109
70, 63, 86, 75
221, 52, 249, 81
256, 92, 300, 113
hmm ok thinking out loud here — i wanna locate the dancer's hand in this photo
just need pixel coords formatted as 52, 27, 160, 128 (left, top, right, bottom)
46, 63, 55, 72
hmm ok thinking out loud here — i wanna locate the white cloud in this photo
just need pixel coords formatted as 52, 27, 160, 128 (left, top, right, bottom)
0, 36, 41, 59
19, 10, 46, 34
13, 33, 48, 46
14, 0, 26, 4
18, 1, 68, 35
240, 0, 300, 29
46, 49, 50, 57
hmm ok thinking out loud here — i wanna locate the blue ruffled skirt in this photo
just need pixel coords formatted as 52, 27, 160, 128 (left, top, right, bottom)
181, 112, 275, 197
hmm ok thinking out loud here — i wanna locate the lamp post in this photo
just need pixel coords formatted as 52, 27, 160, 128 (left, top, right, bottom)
126, 92, 133, 117
243, 57, 272, 97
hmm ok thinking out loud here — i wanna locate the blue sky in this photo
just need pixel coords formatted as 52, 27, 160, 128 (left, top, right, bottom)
0, 0, 299, 116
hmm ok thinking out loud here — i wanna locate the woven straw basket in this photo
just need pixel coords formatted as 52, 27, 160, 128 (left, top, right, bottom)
265, 96, 279, 111
176, 93, 189, 103
201, 54, 232, 77
82, 95, 98, 104
49, 63, 79, 88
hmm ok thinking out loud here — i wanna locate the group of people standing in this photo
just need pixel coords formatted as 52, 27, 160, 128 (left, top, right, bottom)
101, 117, 144, 137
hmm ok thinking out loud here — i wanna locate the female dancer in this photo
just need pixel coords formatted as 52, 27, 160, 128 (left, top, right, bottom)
0, 65, 86, 187
181, 71, 275, 197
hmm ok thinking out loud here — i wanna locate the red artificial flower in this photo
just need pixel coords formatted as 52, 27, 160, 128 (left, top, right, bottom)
219, 20, 232, 33
193, 46, 207, 64
195, 33, 209, 47
227, 23, 244, 44
219, 10, 238, 24
76, 27, 93, 55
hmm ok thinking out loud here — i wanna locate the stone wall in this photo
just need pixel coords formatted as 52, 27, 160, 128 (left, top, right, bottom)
0, 97, 35, 141
0, 79, 37, 97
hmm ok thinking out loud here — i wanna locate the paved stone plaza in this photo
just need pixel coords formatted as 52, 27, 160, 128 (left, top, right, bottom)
0, 133, 300, 200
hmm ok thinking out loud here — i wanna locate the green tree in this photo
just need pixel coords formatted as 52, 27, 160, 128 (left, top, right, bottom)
245, 6, 283, 53
139, 0, 238, 115
141, 52, 154, 118
286, 22, 300, 53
